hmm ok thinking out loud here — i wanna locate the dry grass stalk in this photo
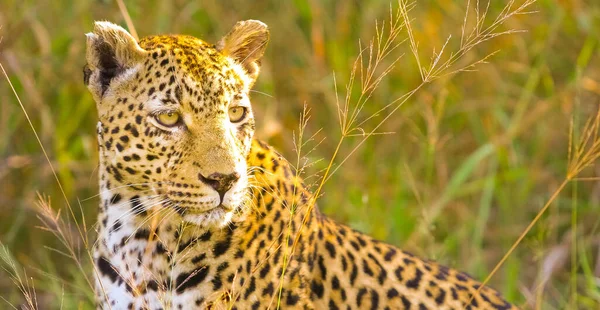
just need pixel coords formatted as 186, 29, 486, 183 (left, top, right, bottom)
474, 107, 600, 303
1, 60, 111, 308
0, 242, 39, 309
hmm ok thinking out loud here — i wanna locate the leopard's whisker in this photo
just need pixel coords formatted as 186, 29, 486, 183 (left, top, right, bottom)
81, 182, 164, 202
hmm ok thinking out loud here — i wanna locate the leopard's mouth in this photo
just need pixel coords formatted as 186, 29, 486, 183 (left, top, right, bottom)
176, 203, 238, 227
182, 204, 231, 215
163, 193, 241, 224
160, 185, 246, 227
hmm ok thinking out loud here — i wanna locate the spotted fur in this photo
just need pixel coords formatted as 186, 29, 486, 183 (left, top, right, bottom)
84, 21, 517, 310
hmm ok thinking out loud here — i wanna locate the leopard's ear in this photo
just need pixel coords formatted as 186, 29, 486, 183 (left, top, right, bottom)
84, 21, 146, 99
217, 20, 269, 85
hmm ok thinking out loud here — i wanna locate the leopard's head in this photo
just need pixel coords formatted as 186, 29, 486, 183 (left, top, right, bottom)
84, 21, 268, 227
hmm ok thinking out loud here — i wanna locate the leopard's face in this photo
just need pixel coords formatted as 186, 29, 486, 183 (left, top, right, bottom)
85, 22, 268, 227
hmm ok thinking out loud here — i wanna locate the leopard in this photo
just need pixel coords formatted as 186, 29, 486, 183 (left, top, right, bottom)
84, 20, 517, 310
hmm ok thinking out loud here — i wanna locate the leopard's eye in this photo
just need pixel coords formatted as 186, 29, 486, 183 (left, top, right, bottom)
228, 106, 247, 123
155, 112, 181, 127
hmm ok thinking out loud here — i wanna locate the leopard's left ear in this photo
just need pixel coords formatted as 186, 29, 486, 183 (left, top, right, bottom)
85, 21, 146, 99
217, 20, 269, 85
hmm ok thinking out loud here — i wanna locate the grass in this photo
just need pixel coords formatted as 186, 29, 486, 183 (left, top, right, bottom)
1, 0, 600, 309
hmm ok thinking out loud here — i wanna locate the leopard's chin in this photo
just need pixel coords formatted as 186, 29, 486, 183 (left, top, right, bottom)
181, 205, 236, 228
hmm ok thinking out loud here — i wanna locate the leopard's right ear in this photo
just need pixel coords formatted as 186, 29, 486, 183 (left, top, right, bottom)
217, 20, 269, 87
84, 21, 146, 99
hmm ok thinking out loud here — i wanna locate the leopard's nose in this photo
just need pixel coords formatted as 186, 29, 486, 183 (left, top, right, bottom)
199, 172, 240, 203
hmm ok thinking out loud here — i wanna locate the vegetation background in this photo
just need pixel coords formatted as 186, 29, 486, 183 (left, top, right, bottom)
0, 0, 599, 309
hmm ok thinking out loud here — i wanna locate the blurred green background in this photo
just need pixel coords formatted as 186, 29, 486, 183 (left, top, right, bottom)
1, 0, 599, 309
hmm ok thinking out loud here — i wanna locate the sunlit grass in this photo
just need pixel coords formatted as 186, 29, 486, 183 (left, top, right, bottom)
1, 0, 599, 309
